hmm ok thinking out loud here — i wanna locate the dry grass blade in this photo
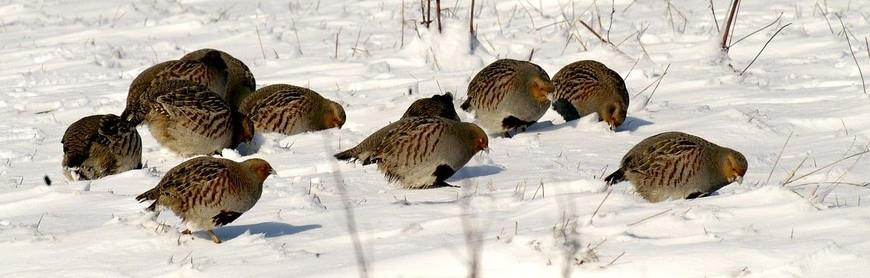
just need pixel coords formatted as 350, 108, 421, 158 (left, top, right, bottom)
578, 19, 607, 43
836, 15, 868, 99
588, 188, 613, 224
766, 130, 793, 185
783, 149, 870, 186
708, 0, 720, 33
739, 23, 792, 75
780, 154, 809, 186
730, 12, 783, 48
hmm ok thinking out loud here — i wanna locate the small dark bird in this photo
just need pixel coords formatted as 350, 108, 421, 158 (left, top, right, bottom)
401, 92, 461, 121
122, 50, 228, 125
551, 60, 629, 130
144, 80, 254, 156
605, 132, 748, 202
335, 117, 488, 189
461, 59, 554, 137
180, 49, 256, 111
136, 156, 274, 243
62, 114, 142, 181
239, 84, 345, 136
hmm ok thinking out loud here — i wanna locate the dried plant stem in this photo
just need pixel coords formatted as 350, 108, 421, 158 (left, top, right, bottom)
740, 23, 792, 75
783, 149, 870, 186
709, 0, 720, 33
579, 19, 607, 43
720, 0, 740, 51
766, 130, 793, 185
589, 188, 613, 224
837, 15, 868, 98
255, 26, 267, 60
436, 0, 442, 33
730, 12, 783, 48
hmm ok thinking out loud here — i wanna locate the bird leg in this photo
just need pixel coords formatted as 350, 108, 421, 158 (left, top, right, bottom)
207, 230, 222, 244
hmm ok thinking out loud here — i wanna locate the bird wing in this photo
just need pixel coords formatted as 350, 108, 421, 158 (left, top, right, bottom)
153, 85, 230, 133
155, 158, 236, 211
623, 135, 705, 179
246, 90, 312, 130
466, 60, 518, 110
372, 117, 448, 174
552, 66, 601, 102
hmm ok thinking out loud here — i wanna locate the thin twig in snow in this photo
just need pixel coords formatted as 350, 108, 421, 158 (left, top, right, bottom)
730, 12, 783, 48
256, 26, 267, 60
783, 149, 870, 186
766, 130, 793, 185
740, 23, 792, 75
836, 15, 868, 98
709, 0, 720, 33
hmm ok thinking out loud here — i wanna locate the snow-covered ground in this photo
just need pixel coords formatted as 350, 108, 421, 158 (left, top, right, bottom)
2, 0, 870, 276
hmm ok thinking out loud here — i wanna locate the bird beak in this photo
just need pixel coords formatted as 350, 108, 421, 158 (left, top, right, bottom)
269, 168, 278, 177
483, 147, 491, 154
734, 175, 743, 184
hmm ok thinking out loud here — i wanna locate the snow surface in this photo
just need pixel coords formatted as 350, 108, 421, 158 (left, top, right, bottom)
2, 0, 870, 277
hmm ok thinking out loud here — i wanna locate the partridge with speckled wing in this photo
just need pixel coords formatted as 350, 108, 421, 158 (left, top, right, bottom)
144, 80, 254, 156
239, 84, 345, 136
62, 114, 142, 181
136, 157, 274, 243
335, 117, 488, 189
604, 132, 748, 202
401, 92, 461, 121
122, 50, 228, 125
461, 59, 554, 137
180, 49, 255, 111
551, 60, 629, 130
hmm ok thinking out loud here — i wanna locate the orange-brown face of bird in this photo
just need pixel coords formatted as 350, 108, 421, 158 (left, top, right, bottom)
530, 78, 555, 103
324, 102, 346, 129
468, 125, 489, 153
232, 112, 256, 146
599, 102, 626, 130
245, 158, 275, 182
721, 150, 748, 184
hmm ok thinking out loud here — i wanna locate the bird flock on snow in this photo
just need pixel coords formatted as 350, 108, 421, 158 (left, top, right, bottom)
60, 49, 748, 243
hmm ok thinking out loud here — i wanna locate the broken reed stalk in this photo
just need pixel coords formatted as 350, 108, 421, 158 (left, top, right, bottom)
766, 130, 793, 185
469, 0, 475, 34
426, 0, 432, 28
720, 0, 740, 52
836, 15, 868, 99
334, 28, 342, 59
589, 188, 613, 224
739, 23, 791, 75
436, 0, 442, 33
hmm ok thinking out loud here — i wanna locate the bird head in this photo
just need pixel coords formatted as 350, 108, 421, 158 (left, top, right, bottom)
598, 101, 627, 131
467, 123, 490, 153
231, 111, 256, 147
324, 100, 346, 129
529, 77, 555, 104
244, 158, 276, 182
721, 149, 748, 184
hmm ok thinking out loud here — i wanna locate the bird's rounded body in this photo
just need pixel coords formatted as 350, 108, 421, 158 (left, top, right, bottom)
144, 80, 252, 157
605, 132, 748, 202
240, 84, 345, 136
61, 114, 142, 180
461, 59, 554, 136
122, 51, 228, 124
401, 92, 461, 121
335, 117, 488, 189
136, 157, 274, 243
180, 49, 255, 110
551, 60, 628, 129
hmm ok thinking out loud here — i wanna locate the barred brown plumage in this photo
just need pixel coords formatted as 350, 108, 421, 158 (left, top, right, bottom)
551, 60, 629, 130
604, 132, 748, 202
401, 92, 460, 121
145, 80, 254, 157
334, 117, 488, 189
239, 84, 345, 136
136, 156, 274, 244
61, 114, 142, 181
461, 58, 554, 137
122, 50, 228, 125
180, 49, 255, 111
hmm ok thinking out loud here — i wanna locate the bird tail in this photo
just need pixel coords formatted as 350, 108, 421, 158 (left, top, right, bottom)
460, 98, 471, 111
334, 148, 358, 162
135, 188, 159, 211
604, 169, 625, 185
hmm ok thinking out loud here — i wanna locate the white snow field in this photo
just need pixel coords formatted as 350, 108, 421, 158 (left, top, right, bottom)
2, 0, 870, 276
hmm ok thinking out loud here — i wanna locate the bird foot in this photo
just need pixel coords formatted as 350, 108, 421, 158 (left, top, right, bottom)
207, 230, 222, 244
